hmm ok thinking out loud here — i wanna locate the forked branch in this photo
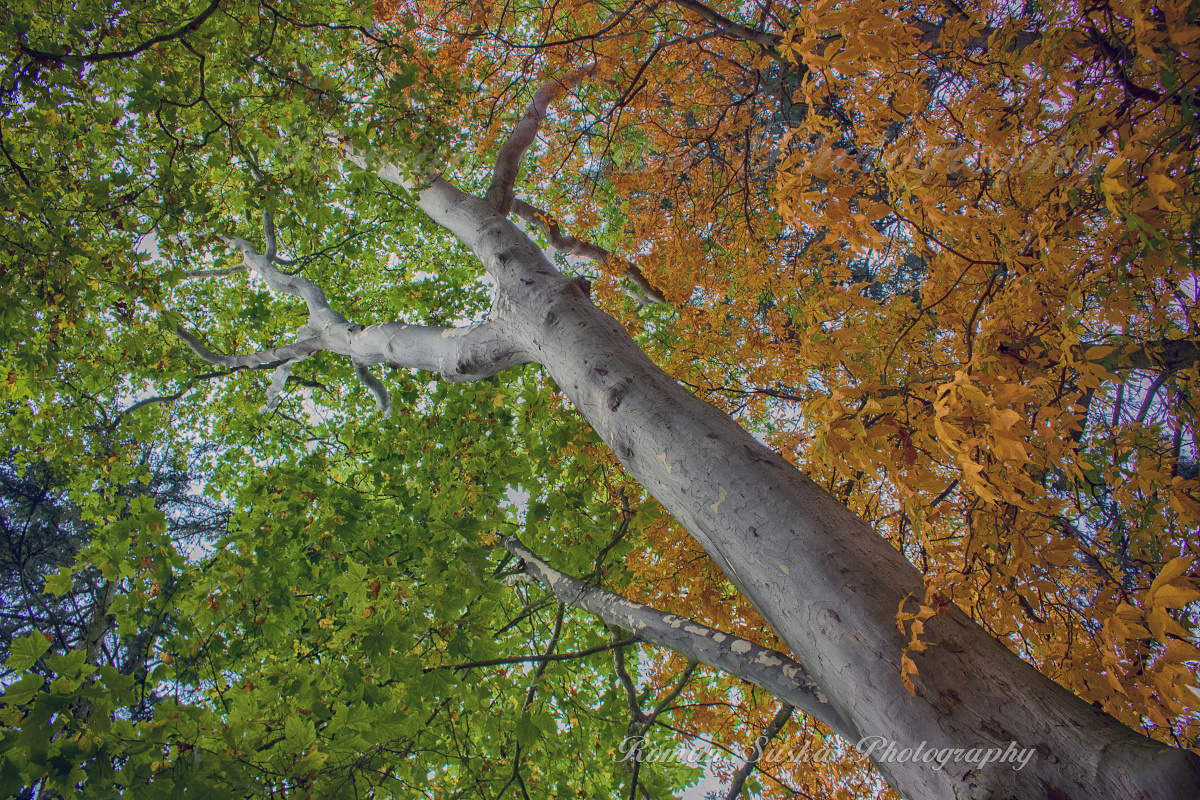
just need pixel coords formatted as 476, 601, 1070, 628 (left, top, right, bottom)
511, 199, 667, 304
175, 326, 324, 370
178, 216, 531, 413
486, 64, 601, 215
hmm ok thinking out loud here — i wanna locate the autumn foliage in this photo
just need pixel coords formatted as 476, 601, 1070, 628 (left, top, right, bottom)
770, 0, 1200, 741
369, 0, 1200, 793
2, 0, 1196, 795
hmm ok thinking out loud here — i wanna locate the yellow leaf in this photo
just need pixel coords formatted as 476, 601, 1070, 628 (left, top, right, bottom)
1163, 639, 1200, 664
303, 744, 329, 768
990, 408, 1021, 430
1147, 607, 1190, 643
900, 654, 919, 694
1146, 173, 1177, 194
1107, 615, 1132, 639
1150, 584, 1200, 609
961, 458, 1001, 502
992, 435, 1028, 462
1115, 602, 1142, 621
1103, 668, 1128, 696
1150, 557, 1195, 595
1170, 490, 1200, 523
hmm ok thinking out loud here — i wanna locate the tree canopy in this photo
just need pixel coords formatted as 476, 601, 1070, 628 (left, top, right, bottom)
1, 0, 1198, 798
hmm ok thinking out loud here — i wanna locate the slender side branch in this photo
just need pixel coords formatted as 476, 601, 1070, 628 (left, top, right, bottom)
639, 661, 697, 733
176, 326, 323, 369
17, 0, 223, 65
723, 703, 794, 800
354, 363, 391, 416
511, 198, 608, 262
486, 65, 600, 215
184, 265, 248, 279
433, 636, 640, 672
223, 225, 346, 328
503, 536, 857, 740
512, 199, 667, 304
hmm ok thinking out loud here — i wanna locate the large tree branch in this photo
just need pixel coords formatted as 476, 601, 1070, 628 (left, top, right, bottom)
1001, 337, 1200, 374
354, 363, 391, 415
222, 217, 346, 328
503, 536, 857, 740
180, 226, 532, 411
511, 199, 667, 304
485, 65, 600, 216
665, 0, 782, 46
342, 146, 538, 284
183, 265, 247, 279
1103, 338, 1200, 373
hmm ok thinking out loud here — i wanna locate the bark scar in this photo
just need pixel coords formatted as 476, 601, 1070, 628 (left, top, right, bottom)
710, 485, 728, 514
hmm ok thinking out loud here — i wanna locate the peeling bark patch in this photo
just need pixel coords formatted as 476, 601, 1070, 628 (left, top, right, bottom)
779, 564, 790, 575
730, 640, 752, 655
657, 452, 674, 473
710, 485, 727, 514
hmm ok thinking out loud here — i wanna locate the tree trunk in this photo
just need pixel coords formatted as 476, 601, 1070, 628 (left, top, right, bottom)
214, 135, 1200, 799
503, 258, 1200, 799
362, 169, 1200, 796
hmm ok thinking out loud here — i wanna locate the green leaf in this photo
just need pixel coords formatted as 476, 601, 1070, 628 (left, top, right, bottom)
514, 714, 543, 747
7, 632, 51, 672
1, 673, 46, 706
43, 569, 74, 597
